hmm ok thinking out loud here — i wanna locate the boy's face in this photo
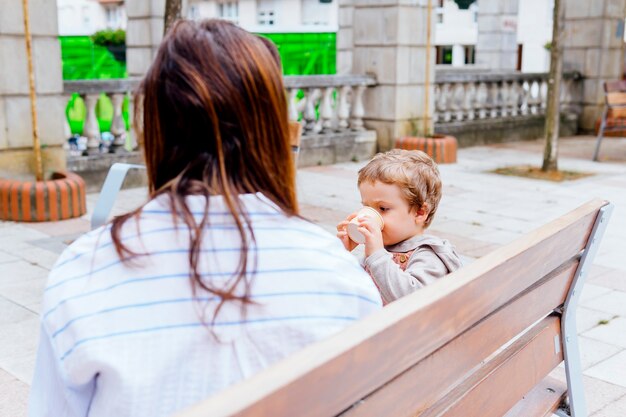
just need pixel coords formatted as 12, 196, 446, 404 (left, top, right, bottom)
358, 180, 427, 246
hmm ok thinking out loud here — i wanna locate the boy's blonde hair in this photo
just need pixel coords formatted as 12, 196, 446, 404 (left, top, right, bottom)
358, 149, 442, 228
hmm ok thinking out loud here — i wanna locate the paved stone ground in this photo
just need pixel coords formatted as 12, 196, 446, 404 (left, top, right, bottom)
1, 135, 625, 416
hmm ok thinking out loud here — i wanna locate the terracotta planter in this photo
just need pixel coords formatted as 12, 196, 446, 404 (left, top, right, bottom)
395, 134, 457, 164
0, 172, 87, 222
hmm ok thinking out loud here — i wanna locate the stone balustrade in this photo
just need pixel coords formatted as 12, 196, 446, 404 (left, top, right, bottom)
64, 79, 139, 155
284, 75, 376, 135
63, 74, 377, 155
433, 69, 583, 124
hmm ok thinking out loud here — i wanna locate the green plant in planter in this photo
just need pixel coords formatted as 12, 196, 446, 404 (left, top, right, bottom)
91, 29, 126, 47
92, 29, 126, 63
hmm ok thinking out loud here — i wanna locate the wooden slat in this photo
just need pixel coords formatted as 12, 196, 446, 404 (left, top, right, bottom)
421, 316, 563, 417
339, 260, 578, 417
604, 80, 626, 93
606, 92, 626, 105
175, 200, 606, 417
502, 376, 567, 417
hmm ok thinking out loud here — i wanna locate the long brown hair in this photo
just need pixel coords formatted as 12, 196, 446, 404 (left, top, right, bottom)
110, 19, 298, 314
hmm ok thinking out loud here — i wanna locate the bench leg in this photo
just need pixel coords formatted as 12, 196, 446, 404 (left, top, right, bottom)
560, 203, 613, 417
592, 107, 608, 161
91, 163, 147, 230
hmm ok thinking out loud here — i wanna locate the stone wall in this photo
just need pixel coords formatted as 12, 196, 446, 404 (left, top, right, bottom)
126, 0, 165, 77
342, 0, 436, 151
562, 0, 626, 131
476, 0, 520, 70
0, 0, 66, 177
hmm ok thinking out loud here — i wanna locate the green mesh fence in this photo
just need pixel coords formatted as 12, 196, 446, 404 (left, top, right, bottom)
62, 32, 336, 134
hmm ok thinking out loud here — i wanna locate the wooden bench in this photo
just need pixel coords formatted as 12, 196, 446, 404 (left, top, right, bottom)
175, 199, 613, 417
593, 80, 626, 161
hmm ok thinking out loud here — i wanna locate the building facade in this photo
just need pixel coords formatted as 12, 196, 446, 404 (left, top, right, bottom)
57, 0, 126, 36
187, 0, 338, 33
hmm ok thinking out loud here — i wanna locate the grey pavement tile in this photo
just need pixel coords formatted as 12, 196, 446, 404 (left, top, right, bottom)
584, 317, 626, 349
589, 269, 626, 293
581, 291, 626, 317
577, 307, 618, 333
589, 264, 621, 280
0, 312, 39, 384
585, 350, 626, 389
22, 217, 90, 237
9, 246, 61, 270
0, 251, 19, 264
0, 276, 47, 314
0, 368, 28, 417
579, 336, 624, 370
551, 367, 626, 415
592, 393, 626, 417
0, 261, 49, 284
580, 284, 615, 305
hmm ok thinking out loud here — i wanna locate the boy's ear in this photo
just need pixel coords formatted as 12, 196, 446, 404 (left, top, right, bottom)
413, 204, 429, 224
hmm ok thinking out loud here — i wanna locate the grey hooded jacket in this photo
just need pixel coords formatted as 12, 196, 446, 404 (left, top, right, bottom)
363, 234, 463, 304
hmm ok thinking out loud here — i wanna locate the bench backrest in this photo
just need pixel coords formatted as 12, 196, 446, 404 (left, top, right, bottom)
604, 81, 626, 118
176, 199, 612, 417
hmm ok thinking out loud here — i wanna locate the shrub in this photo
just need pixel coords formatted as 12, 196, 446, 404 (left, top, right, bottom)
91, 29, 126, 47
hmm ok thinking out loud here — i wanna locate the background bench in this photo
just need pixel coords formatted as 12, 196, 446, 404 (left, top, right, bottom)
593, 80, 626, 161
175, 199, 612, 417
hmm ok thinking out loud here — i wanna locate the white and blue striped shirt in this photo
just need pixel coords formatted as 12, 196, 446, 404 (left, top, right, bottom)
29, 193, 381, 417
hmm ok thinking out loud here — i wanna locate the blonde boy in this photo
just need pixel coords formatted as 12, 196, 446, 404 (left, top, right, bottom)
337, 149, 462, 304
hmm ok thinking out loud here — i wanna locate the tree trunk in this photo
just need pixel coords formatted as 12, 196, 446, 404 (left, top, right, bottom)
164, 0, 182, 35
542, 0, 564, 172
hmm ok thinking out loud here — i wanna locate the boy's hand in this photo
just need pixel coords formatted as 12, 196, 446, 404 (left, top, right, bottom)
358, 217, 384, 257
336, 213, 358, 252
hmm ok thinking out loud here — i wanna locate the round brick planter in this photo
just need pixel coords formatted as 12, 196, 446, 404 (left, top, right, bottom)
0, 172, 87, 222
395, 134, 458, 164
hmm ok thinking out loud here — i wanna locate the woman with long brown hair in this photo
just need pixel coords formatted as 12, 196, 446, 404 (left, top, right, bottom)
29, 20, 380, 417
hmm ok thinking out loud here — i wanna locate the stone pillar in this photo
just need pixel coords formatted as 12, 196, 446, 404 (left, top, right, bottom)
126, 0, 165, 77
452, 44, 465, 67
476, 0, 520, 70
351, 0, 436, 151
0, 0, 66, 178
337, 0, 354, 75
562, 0, 626, 131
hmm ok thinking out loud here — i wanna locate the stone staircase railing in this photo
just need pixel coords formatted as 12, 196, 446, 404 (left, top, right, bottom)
434, 69, 583, 123
63, 74, 377, 155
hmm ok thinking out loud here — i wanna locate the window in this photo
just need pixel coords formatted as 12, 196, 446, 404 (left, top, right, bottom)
219, 1, 239, 23
105, 6, 122, 28
438, 0, 444, 7
258, 0, 275, 25
436, 45, 453, 65
464, 45, 475, 64
302, 0, 331, 26
436, 12, 443, 24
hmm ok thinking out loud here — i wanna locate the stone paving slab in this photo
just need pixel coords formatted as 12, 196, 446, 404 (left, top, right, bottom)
0, 136, 625, 415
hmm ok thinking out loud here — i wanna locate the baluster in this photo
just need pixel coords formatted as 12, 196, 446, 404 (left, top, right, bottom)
82, 93, 101, 154
539, 80, 548, 114
128, 94, 139, 150
476, 82, 487, 119
337, 85, 351, 131
288, 88, 300, 122
519, 81, 530, 116
464, 82, 476, 121
442, 83, 452, 122
453, 83, 465, 122
488, 82, 499, 118
304, 88, 321, 133
509, 81, 520, 117
109, 93, 127, 152
320, 87, 335, 132
529, 80, 539, 115
350, 85, 366, 131
434, 83, 443, 123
